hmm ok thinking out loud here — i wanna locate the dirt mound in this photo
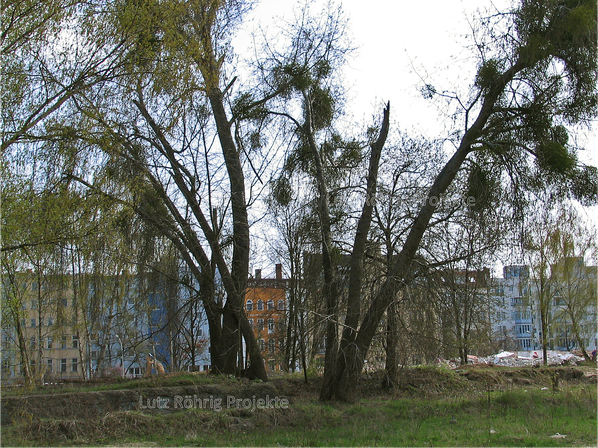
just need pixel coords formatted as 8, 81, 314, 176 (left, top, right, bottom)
359, 365, 596, 397
270, 376, 322, 398
394, 367, 469, 394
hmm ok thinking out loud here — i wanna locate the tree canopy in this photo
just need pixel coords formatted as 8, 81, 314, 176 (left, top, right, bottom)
1, 0, 596, 398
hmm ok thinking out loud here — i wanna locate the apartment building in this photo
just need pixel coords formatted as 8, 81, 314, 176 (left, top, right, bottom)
491, 260, 597, 353
1, 272, 84, 382
245, 264, 288, 372
491, 265, 532, 350
1, 269, 211, 383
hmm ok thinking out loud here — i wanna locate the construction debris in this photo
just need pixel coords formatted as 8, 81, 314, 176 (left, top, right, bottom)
437, 350, 585, 368
481, 350, 585, 367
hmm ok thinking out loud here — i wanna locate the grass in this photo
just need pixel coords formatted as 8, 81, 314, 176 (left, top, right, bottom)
1, 372, 239, 397
3, 380, 596, 447
195, 386, 596, 447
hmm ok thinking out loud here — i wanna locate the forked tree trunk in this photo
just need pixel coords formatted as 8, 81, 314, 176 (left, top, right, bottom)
320, 58, 529, 401
320, 103, 390, 400
207, 89, 268, 382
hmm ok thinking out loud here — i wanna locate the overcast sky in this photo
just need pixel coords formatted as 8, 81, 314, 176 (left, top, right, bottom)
236, 0, 503, 131
235, 0, 598, 268
236, 0, 596, 141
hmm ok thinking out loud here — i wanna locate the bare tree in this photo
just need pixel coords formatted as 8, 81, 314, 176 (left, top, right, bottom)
318, 0, 597, 400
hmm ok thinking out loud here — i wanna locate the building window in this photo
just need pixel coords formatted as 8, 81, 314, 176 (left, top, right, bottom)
246, 300, 253, 312
31, 300, 36, 309
72, 335, 79, 349
267, 300, 274, 311
257, 319, 264, 331
249, 319, 254, 329
47, 359, 53, 373
30, 336, 36, 350
519, 339, 532, 350
259, 339, 265, 352
31, 318, 36, 327
268, 338, 275, 353
198, 328, 203, 337
71, 358, 78, 372
131, 367, 141, 376
61, 298, 68, 307
47, 337, 53, 349
277, 300, 285, 311
257, 300, 264, 311
268, 318, 274, 334
516, 324, 532, 335
47, 316, 54, 326
61, 335, 68, 349
60, 358, 67, 373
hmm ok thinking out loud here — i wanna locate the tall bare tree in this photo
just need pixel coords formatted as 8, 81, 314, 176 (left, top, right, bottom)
317, 0, 597, 400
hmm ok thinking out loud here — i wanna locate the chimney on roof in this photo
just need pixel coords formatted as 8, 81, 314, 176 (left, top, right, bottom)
255, 269, 261, 280
276, 263, 283, 280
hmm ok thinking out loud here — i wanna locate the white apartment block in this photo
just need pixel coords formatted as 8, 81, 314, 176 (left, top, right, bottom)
491, 259, 597, 354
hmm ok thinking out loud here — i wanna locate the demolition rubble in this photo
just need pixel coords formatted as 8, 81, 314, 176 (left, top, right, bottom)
467, 350, 584, 367
438, 351, 586, 368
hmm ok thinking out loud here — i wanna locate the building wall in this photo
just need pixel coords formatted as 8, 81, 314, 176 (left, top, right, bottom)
245, 265, 287, 372
1, 274, 86, 382
491, 261, 597, 353
491, 265, 533, 351
1, 270, 211, 383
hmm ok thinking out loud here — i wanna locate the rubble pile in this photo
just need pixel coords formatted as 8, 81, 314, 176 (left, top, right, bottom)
436, 350, 586, 368
477, 350, 585, 367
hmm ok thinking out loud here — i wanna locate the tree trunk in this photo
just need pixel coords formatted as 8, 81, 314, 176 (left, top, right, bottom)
200, 271, 225, 374
16, 319, 32, 386
570, 314, 591, 362
283, 267, 297, 372
319, 58, 530, 401
132, 38, 268, 380
215, 303, 239, 374
321, 104, 390, 400
206, 89, 268, 381
383, 301, 399, 389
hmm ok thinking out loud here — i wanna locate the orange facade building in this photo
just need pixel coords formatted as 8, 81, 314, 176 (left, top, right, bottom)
245, 264, 287, 372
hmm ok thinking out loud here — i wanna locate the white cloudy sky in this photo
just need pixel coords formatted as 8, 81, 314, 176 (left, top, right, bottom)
235, 0, 487, 129
240, 0, 597, 158
234, 0, 598, 268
